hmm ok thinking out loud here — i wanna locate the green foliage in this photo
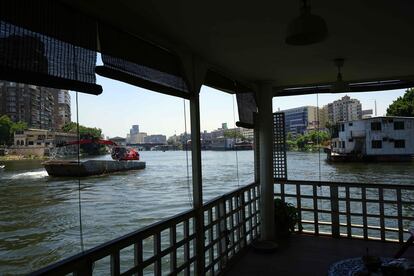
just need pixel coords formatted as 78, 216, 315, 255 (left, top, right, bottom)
10, 121, 27, 134
223, 129, 245, 140
62, 122, 102, 139
387, 88, 414, 117
62, 122, 106, 155
286, 130, 330, 151
0, 115, 27, 145
274, 198, 300, 238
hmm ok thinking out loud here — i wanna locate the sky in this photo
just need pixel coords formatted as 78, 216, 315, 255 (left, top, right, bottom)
70, 76, 406, 139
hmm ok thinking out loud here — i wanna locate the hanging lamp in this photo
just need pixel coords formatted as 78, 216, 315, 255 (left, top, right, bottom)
285, 0, 328, 45
330, 58, 351, 92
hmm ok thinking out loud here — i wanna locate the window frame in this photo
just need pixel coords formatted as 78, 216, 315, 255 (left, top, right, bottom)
371, 122, 382, 131
394, 121, 405, 130
371, 140, 382, 149
394, 139, 405, 148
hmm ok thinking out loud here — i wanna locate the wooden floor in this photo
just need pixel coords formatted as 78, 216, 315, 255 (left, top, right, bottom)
225, 234, 414, 276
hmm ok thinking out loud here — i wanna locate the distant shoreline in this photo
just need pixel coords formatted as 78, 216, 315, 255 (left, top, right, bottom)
0, 155, 47, 161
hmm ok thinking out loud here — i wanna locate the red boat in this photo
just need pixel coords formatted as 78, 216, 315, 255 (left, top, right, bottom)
58, 138, 140, 161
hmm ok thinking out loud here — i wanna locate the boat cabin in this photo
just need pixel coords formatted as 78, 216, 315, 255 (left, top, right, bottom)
332, 117, 414, 160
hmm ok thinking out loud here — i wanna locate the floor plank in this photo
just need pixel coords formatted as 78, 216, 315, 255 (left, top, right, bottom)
225, 234, 414, 276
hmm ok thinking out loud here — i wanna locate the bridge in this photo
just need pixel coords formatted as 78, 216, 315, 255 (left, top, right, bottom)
127, 143, 168, 151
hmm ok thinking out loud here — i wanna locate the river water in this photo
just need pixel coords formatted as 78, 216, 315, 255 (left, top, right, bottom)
0, 151, 413, 274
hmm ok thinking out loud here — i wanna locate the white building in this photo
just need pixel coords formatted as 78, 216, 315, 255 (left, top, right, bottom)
327, 95, 362, 124
11, 128, 77, 157
331, 117, 414, 160
128, 132, 147, 144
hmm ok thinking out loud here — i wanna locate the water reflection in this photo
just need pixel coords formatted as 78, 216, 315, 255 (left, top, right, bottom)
0, 151, 413, 274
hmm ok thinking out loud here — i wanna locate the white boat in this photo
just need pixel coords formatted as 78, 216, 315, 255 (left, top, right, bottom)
0, 165, 5, 169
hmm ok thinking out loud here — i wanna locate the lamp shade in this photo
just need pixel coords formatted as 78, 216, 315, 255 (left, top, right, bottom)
285, 7, 328, 45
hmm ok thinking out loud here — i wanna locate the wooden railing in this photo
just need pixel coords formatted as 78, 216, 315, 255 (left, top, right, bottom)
203, 182, 260, 275
275, 180, 414, 243
31, 182, 260, 276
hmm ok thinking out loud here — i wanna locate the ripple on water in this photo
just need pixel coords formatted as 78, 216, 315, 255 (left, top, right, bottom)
1, 151, 413, 274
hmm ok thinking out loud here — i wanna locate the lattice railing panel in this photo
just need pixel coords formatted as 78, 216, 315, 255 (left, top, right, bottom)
275, 180, 414, 243
273, 112, 287, 181
203, 182, 260, 275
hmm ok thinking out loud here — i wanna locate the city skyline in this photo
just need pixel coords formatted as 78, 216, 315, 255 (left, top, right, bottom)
65, 76, 406, 138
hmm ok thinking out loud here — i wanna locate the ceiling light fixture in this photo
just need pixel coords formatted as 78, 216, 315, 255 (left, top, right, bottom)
285, 0, 328, 45
330, 58, 351, 92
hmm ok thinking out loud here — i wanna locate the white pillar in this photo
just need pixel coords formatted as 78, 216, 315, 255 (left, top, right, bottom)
256, 83, 275, 241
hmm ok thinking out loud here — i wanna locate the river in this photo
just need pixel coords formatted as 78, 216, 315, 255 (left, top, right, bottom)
0, 151, 413, 274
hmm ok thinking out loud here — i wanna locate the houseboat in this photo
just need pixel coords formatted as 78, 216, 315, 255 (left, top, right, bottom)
327, 117, 414, 162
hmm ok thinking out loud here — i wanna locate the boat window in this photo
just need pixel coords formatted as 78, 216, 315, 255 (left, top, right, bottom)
371, 140, 382, 148
371, 122, 382, 131
394, 140, 405, 148
394, 121, 404, 130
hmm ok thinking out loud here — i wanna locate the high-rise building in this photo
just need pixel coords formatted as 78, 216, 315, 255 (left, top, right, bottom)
318, 106, 329, 129
279, 106, 318, 136
130, 125, 139, 135
54, 90, 71, 130
0, 81, 69, 130
127, 124, 147, 144
144, 134, 167, 144
326, 95, 362, 124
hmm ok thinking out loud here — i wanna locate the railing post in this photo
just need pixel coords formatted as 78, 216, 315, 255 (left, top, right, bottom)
218, 199, 227, 269
190, 92, 204, 275
330, 184, 340, 238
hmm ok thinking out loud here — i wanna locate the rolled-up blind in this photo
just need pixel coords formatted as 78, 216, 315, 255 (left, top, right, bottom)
0, 0, 102, 95
96, 24, 189, 98
204, 69, 257, 128
236, 92, 257, 129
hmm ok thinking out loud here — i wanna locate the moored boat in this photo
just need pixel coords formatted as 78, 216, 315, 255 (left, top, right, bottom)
43, 159, 145, 177
43, 139, 146, 177
327, 117, 414, 162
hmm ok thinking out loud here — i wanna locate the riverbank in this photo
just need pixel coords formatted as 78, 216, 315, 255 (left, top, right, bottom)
0, 154, 47, 161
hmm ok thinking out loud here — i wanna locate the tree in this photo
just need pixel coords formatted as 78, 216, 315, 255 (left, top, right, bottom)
223, 129, 245, 140
0, 115, 28, 146
10, 121, 27, 135
386, 88, 414, 117
62, 122, 106, 155
294, 130, 330, 151
0, 115, 13, 145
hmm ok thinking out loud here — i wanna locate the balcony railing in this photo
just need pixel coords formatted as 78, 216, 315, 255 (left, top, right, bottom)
32, 182, 260, 276
203, 182, 260, 275
275, 180, 414, 243
30, 179, 414, 275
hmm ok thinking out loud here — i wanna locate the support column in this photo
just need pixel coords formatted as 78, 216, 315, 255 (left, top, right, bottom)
179, 52, 206, 275
190, 92, 204, 275
256, 83, 275, 242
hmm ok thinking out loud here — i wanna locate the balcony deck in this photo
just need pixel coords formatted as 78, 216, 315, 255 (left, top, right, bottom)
226, 234, 414, 276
